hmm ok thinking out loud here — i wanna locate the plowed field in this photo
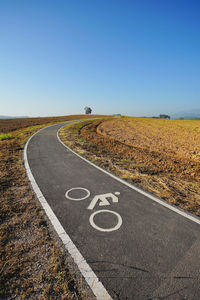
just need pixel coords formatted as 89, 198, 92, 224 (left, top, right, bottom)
0, 114, 102, 133
97, 117, 200, 163
61, 117, 200, 216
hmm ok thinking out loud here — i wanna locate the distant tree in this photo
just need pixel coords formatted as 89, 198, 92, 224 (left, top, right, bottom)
159, 114, 170, 119
84, 107, 92, 114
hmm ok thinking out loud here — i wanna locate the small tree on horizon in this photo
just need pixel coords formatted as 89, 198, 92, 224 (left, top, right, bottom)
159, 114, 170, 119
84, 107, 92, 114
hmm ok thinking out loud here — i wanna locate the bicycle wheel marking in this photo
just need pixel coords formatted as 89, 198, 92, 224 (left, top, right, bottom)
65, 187, 90, 201
89, 210, 122, 232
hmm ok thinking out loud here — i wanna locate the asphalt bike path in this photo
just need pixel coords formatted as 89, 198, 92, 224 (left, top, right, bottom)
26, 122, 200, 300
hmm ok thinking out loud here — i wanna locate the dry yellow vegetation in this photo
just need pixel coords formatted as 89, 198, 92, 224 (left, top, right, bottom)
98, 117, 200, 162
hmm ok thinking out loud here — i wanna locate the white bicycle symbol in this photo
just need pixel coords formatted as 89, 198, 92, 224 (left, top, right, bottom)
65, 187, 122, 232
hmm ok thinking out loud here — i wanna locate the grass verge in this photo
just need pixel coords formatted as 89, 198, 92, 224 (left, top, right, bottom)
0, 133, 12, 141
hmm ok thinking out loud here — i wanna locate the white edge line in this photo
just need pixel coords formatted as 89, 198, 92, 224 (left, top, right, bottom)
57, 124, 200, 226
24, 122, 112, 300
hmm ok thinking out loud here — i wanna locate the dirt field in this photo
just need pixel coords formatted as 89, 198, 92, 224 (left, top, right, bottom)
0, 115, 98, 299
60, 117, 200, 216
0, 114, 102, 133
97, 117, 200, 162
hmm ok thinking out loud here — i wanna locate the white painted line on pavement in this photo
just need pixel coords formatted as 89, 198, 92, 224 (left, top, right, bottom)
89, 210, 123, 232
24, 123, 112, 300
65, 187, 91, 201
57, 125, 200, 226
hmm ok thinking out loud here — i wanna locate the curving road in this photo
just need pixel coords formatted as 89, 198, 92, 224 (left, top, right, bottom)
26, 122, 200, 300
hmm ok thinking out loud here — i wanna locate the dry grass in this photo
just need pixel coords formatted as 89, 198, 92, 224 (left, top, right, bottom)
0, 115, 98, 299
60, 117, 200, 216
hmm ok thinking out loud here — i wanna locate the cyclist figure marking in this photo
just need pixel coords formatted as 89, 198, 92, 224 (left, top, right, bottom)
87, 192, 120, 210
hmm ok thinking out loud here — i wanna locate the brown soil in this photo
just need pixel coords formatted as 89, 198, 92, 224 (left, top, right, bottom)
97, 117, 200, 162
95, 119, 200, 181
0, 114, 104, 134
60, 118, 200, 216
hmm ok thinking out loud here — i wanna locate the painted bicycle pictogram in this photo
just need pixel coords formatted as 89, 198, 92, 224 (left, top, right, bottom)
65, 187, 122, 232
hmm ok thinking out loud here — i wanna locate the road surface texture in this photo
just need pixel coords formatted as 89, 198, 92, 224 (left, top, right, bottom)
26, 123, 200, 300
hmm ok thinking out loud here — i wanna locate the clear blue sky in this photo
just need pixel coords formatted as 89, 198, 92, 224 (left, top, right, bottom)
0, 0, 200, 117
